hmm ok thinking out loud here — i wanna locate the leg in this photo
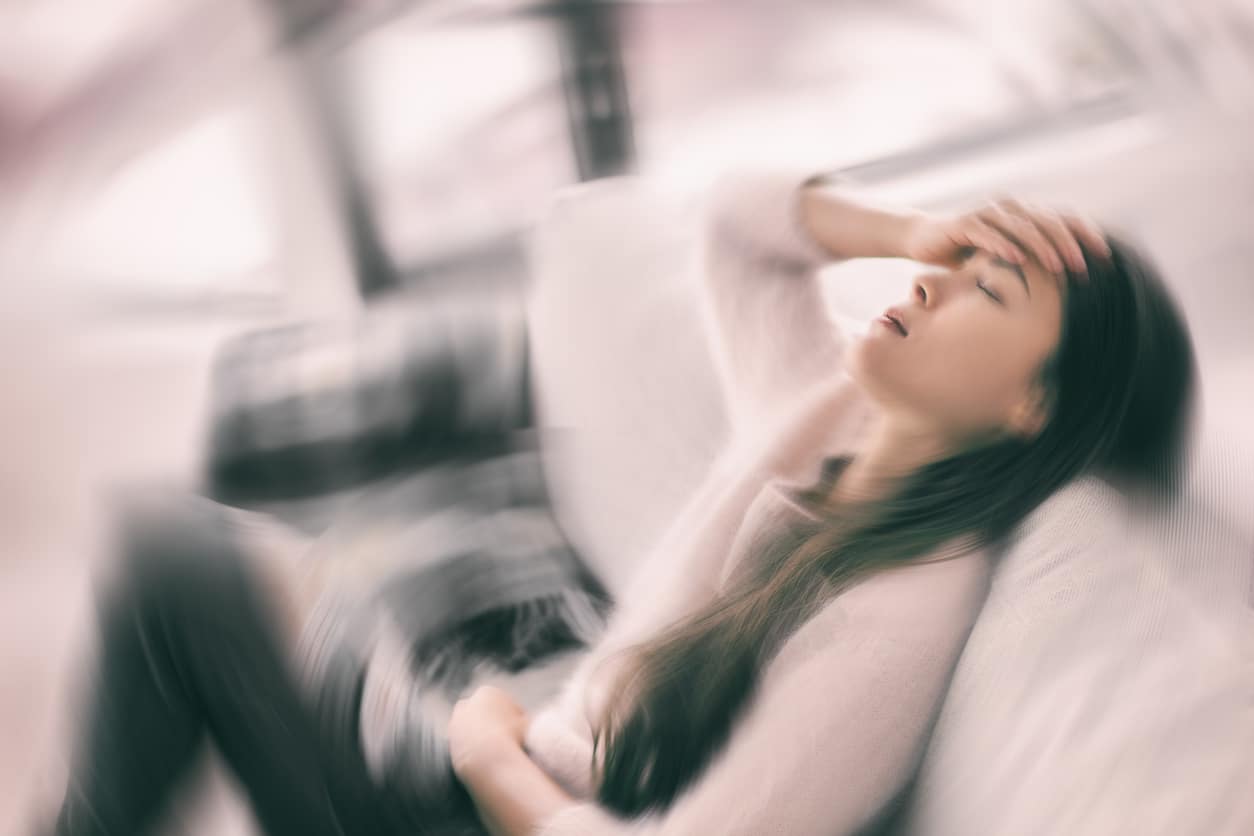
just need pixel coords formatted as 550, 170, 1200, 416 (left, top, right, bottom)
54, 494, 382, 836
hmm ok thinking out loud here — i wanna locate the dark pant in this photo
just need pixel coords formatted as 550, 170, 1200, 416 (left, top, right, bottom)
54, 495, 484, 836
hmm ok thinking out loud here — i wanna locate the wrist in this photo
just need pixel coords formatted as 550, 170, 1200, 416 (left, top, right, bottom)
799, 180, 928, 261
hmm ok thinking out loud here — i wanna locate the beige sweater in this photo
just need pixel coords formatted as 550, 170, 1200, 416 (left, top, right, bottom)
522, 166, 992, 835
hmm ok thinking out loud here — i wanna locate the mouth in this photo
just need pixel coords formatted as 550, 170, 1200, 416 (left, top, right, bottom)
876, 308, 909, 337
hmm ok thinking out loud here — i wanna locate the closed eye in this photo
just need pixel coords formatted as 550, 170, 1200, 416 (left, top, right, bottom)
976, 278, 1003, 305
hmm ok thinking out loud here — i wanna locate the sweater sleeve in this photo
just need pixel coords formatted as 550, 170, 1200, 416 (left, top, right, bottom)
698, 165, 851, 441
531, 605, 970, 836
522, 446, 756, 799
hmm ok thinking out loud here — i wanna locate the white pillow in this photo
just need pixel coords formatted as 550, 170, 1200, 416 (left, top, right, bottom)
901, 467, 1254, 835
523, 176, 731, 598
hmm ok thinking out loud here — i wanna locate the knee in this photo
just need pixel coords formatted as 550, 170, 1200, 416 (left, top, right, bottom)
104, 490, 249, 616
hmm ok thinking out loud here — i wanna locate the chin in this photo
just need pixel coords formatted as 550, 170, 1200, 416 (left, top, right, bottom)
845, 335, 891, 405
846, 335, 930, 419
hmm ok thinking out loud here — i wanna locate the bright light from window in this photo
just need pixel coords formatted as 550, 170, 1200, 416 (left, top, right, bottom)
50, 105, 276, 295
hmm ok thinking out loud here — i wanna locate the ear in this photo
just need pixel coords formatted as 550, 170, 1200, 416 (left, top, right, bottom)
1006, 383, 1052, 440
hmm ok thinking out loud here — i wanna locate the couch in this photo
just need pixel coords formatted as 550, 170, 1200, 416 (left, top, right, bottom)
191, 151, 1253, 834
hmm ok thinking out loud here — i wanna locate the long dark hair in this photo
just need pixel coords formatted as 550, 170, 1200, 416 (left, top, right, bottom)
589, 233, 1197, 818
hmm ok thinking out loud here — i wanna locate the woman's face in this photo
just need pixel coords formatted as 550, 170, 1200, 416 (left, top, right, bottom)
847, 250, 1066, 445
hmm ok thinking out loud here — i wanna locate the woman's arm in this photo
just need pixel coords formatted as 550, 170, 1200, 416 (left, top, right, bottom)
699, 166, 922, 441
797, 173, 925, 262
520, 605, 973, 835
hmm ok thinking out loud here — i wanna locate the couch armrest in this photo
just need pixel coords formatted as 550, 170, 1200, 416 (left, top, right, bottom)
203, 292, 530, 505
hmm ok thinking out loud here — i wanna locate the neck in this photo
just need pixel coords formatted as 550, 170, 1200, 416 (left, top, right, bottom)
827, 414, 950, 506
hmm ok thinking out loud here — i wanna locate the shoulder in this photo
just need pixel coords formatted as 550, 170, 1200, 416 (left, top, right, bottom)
843, 547, 993, 632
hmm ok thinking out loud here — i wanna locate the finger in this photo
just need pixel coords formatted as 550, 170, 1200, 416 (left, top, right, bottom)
1014, 202, 1089, 277
987, 199, 1066, 274
1061, 212, 1111, 259
954, 217, 1027, 264
981, 204, 1064, 274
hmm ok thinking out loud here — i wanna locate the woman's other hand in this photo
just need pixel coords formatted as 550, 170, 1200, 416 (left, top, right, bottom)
903, 198, 1110, 278
449, 685, 531, 780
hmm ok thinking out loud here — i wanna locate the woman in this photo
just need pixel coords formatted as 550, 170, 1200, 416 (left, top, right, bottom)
48, 165, 1195, 836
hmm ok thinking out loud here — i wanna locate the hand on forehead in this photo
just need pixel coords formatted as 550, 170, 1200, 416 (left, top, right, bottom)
968, 197, 1110, 280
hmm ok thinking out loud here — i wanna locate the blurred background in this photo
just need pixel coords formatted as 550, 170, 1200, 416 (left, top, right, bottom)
2, 0, 1252, 833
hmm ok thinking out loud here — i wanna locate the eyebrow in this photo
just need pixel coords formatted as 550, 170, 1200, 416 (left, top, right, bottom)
987, 255, 1031, 298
